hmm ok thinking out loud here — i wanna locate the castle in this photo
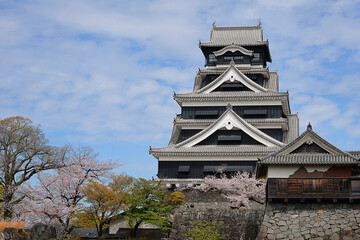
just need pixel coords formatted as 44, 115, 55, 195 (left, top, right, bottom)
150, 22, 360, 202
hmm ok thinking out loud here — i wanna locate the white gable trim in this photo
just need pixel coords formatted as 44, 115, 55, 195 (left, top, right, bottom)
181, 110, 283, 148
198, 65, 268, 94
278, 132, 340, 155
213, 45, 254, 57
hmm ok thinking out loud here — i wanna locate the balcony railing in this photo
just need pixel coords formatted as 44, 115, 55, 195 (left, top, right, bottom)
267, 178, 353, 200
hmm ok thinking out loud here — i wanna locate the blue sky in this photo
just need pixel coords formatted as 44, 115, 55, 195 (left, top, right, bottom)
1, 0, 360, 179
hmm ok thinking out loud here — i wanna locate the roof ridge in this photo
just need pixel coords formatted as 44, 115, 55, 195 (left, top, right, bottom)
213, 26, 261, 30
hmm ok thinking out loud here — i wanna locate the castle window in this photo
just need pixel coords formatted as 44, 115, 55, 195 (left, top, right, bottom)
244, 109, 268, 116
253, 53, 260, 62
233, 56, 245, 62
195, 110, 219, 117
338, 179, 350, 192
218, 135, 241, 141
223, 56, 245, 63
351, 180, 360, 194
208, 54, 217, 63
224, 56, 233, 62
178, 166, 190, 173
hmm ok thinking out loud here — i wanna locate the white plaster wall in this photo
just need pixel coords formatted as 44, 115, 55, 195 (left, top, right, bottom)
305, 166, 330, 172
267, 165, 331, 178
267, 166, 299, 178
109, 218, 160, 234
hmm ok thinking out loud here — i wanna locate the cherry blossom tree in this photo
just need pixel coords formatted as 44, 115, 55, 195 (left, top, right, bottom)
180, 172, 265, 208
16, 145, 119, 237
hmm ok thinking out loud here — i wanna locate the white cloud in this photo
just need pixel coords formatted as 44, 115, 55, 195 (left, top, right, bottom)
1, 0, 360, 177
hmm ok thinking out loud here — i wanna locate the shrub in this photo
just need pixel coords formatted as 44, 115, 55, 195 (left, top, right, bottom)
186, 220, 223, 240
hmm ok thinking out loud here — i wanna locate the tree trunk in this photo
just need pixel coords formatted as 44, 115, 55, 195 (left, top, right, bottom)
2, 192, 14, 220
130, 222, 141, 238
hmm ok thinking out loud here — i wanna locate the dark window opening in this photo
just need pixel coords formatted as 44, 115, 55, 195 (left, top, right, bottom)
260, 129, 283, 142
244, 109, 268, 118
181, 106, 284, 120
208, 54, 217, 63
223, 55, 245, 63
351, 180, 360, 198
218, 135, 242, 141
195, 110, 219, 117
214, 83, 252, 92
203, 165, 253, 174
178, 166, 190, 173
196, 130, 263, 145
253, 53, 260, 62
338, 179, 350, 192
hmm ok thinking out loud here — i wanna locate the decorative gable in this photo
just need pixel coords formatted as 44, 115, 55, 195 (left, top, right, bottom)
177, 105, 283, 148
213, 45, 254, 57
198, 64, 268, 94
291, 142, 328, 154
258, 123, 358, 167
275, 124, 346, 156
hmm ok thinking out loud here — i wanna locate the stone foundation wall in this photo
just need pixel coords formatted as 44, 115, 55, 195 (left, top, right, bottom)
170, 191, 265, 240
257, 203, 360, 240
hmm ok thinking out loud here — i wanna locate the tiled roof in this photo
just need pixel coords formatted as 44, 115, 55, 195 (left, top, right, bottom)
348, 151, 360, 158
175, 117, 288, 126
258, 124, 359, 165
150, 145, 280, 157
199, 25, 266, 47
199, 68, 269, 76
174, 91, 288, 101
260, 153, 358, 165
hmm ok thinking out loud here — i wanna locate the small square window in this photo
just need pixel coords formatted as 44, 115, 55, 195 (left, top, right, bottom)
208, 54, 217, 63
253, 53, 260, 62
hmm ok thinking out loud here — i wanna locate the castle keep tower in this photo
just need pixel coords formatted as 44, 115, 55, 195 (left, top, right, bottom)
150, 22, 299, 185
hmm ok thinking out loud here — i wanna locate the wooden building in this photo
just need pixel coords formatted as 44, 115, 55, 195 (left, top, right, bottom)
256, 124, 360, 202
150, 21, 299, 187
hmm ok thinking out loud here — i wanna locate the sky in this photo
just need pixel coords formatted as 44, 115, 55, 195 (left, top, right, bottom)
1, 0, 360, 179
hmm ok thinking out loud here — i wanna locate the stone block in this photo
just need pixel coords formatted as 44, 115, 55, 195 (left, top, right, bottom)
299, 211, 309, 217
267, 233, 275, 239
278, 220, 286, 226
276, 233, 284, 238
304, 234, 311, 239
325, 229, 332, 235
330, 233, 340, 240
279, 226, 288, 231
310, 228, 317, 235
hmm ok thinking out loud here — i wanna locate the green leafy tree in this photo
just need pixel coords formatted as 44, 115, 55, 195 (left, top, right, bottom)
186, 220, 223, 240
125, 178, 172, 238
73, 174, 133, 237
0, 116, 67, 220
